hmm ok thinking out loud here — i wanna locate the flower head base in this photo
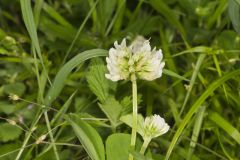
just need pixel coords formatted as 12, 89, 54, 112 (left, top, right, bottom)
142, 114, 169, 140
105, 37, 165, 81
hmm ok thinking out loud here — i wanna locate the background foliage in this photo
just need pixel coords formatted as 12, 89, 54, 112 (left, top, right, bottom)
0, 0, 240, 159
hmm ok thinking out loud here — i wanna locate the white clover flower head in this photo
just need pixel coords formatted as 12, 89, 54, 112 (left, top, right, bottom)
143, 114, 169, 140
105, 37, 165, 81
105, 38, 131, 81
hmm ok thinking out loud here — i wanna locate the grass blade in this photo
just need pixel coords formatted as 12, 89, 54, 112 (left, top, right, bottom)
50, 91, 77, 126
209, 111, 240, 144
149, 0, 189, 47
44, 49, 108, 106
165, 69, 240, 160
66, 114, 105, 160
187, 105, 206, 160
228, 0, 240, 34
179, 54, 206, 115
62, 0, 99, 63
43, 3, 73, 29
20, 0, 51, 85
172, 46, 212, 57
163, 69, 190, 81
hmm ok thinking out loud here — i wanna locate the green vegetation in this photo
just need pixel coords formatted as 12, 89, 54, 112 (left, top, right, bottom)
0, 0, 239, 159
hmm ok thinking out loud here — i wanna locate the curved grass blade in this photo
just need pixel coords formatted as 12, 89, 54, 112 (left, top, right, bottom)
20, 0, 51, 85
50, 91, 77, 126
228, 0, 240, 34
163, 69, 190, 82
44, 49, 108, 106
62, 0, 99, 63
179, 54, 206, 115
206, 0, 228, 29
172, 46, 212, 57
149, 0, 189, 47
209, 111, 240, 144
165, 69, 240, 160
66, 114, 105, 160
42, 3, 73, 29
187, 105, 206, 160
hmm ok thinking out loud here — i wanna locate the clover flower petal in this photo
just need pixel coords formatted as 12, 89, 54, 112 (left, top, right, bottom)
105, 37, 165, 81
143, 114, 169, 139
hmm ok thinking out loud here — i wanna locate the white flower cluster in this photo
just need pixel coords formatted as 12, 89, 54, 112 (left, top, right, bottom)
105, 37, 165, 81
142, 114, 169, 140
121, 114, 170, 140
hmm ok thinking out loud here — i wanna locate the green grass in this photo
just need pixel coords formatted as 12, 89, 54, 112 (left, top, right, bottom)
0, 0, 239, 160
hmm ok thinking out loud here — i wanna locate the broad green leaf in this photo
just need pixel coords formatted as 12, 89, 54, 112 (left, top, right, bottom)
0, 143, 20, 160
44, 49, 108, 106
3, 82, 26, 96
0, 123, 22, 142
66, 114, 105, 160
120, 114, 145, 137
120, 96, 133, 116
0, 102, 16, 114
106, 133, 143, 160
106, 133, 131, 160
86, 58, 116, 103
98, 97, 122, 128
165, 69, 240, 160
209, 111, 240, 144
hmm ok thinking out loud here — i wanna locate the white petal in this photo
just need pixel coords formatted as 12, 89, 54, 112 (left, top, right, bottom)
121, 38, 126, 47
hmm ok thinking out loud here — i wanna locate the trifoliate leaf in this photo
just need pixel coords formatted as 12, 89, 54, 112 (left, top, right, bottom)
98, 97, 123, 128
0, 123, 22, 142
0, 101, 16, 114
120, 95, 142, 116
86, 58, 116, 103
3, 82, 26, 96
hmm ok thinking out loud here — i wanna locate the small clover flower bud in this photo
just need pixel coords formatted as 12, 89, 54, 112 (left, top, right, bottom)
143, 114, 169, 140
9, 94, 20, 101
36, 134, 47, 144
7, 119, 16, 125
105, 37, 165, 82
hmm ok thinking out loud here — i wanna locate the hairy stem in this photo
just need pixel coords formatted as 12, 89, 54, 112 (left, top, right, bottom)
140, 138, 151, 155
129, 76, 138, 160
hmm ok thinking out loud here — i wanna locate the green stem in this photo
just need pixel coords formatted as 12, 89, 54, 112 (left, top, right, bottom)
140, 138, 151, 155
43, 110, 60, 160
15, 110, 42, 160
129, 76, 138, 160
